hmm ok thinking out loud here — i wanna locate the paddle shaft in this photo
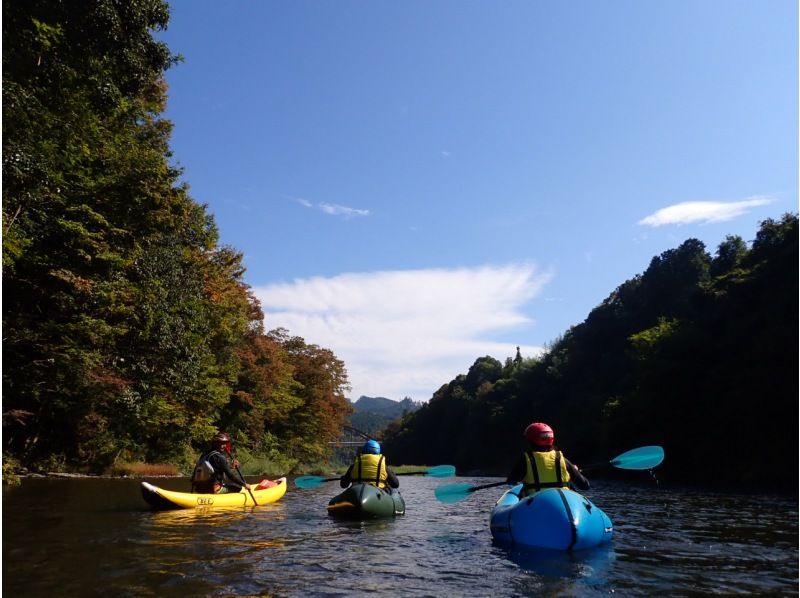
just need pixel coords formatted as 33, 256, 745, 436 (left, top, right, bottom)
579, 461, 611, 473
312, 464, 452, 481
468, 481, 507, 493
296, 464, 453, 489
235, 465, 259, 506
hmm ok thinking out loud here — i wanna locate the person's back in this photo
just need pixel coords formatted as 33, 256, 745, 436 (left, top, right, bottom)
192, 448, 225, 494
340, 439, 399, 490
506, 422, 589, 498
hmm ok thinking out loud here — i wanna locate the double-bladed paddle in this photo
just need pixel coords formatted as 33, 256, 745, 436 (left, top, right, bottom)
434, 445, 665, 504
295, 464, 456, 489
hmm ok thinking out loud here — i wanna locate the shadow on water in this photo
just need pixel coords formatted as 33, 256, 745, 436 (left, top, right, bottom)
328, 516, 397, 532
493, 540, 616, 580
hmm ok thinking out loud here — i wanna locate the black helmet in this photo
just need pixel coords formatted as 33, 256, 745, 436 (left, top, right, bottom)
212, 432, 232, 452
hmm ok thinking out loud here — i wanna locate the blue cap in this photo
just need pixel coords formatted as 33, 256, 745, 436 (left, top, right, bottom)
362, 439, 381, 454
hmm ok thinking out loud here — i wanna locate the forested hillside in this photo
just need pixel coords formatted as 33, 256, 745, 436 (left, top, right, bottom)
2, 1, 351, 475
382, 215, 798, 491
349, 396, 422, 437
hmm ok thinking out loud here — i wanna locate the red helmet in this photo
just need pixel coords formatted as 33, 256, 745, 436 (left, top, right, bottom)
524, 422, 554, 447
212, 432, 232, 454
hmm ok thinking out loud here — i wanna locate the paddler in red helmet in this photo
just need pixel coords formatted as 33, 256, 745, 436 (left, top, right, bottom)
506, 422, 589, 498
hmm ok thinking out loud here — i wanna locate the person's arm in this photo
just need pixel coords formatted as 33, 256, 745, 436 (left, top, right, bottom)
565, 458, 589, 490
214, 454, 244, 491
505, 455, 527, 485
385, 466, 399, 488
340, 465, 353, 488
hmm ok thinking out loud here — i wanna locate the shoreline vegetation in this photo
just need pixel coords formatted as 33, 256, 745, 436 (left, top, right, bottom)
6, 463, 444, 482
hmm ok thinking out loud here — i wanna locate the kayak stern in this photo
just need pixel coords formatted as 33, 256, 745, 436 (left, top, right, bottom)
327, 483, 405, 519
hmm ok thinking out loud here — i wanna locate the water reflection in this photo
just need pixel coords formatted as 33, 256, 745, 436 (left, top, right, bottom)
3, 477, 797, 597
496, 542, 616, 580
329, 516, 398, 533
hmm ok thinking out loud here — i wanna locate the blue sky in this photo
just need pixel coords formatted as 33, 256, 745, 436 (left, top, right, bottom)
158, 1, 797, 402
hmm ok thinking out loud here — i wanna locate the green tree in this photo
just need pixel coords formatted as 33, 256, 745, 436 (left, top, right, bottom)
2, 0, 184, 469
711, 235, 747, 277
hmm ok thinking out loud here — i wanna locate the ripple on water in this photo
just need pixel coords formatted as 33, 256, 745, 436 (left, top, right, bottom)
2, 477, 798, 597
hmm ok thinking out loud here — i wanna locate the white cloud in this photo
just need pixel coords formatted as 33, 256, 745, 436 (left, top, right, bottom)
290, 196, 370, 219
638, 196, 774, 227
254, 264, 552, 401
318, 203, 370, 219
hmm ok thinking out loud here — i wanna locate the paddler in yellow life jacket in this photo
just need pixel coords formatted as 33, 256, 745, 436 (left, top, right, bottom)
506, 422, 589, 498
340, 439, 400, 490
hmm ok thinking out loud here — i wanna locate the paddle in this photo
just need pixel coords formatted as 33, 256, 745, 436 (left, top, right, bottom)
295, 464, 456, 489
235, 464, 258, 506
434, 445, 665, 504
398, 464, 456, 477
434, 480, 508, 504
295, 475, 341, 489
581, 445, 665, 472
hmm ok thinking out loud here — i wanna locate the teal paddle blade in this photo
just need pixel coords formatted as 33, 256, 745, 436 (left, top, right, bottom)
424, 465, 456, 478
609, 445, 664, 470
294, 476, 326, 489
434, 483, 475, 504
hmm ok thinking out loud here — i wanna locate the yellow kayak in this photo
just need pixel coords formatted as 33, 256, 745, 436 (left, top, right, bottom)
141, 478, 287, 510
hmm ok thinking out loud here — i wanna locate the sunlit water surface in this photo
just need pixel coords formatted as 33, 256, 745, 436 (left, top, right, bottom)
3, 476, 797, 596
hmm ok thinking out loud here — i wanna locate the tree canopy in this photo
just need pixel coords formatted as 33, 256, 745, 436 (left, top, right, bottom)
383, 215, 798, 491
3, 0, 351, 474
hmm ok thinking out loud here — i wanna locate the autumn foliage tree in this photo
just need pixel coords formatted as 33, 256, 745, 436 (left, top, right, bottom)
3, 0, 352, 474
265, 329, 353, 465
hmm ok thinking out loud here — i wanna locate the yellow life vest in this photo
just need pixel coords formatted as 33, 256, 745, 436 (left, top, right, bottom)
352, 453, 388, 489
522, 449, 570, 497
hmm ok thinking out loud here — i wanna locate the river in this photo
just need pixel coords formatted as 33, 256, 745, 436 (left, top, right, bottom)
2, 475, 797, 596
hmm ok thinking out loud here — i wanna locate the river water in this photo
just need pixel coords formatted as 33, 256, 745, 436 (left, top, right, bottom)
2, 475, 797, 596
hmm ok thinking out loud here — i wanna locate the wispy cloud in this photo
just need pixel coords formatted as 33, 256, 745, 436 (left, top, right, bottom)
293, 197, 313, 208
638, 196, 774, 227
318, 203, 370, 219
254, 264, 552, 401
291, 197, 370, 219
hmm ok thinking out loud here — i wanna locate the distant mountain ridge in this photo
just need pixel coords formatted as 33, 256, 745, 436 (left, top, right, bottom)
348, 395, 422, 437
